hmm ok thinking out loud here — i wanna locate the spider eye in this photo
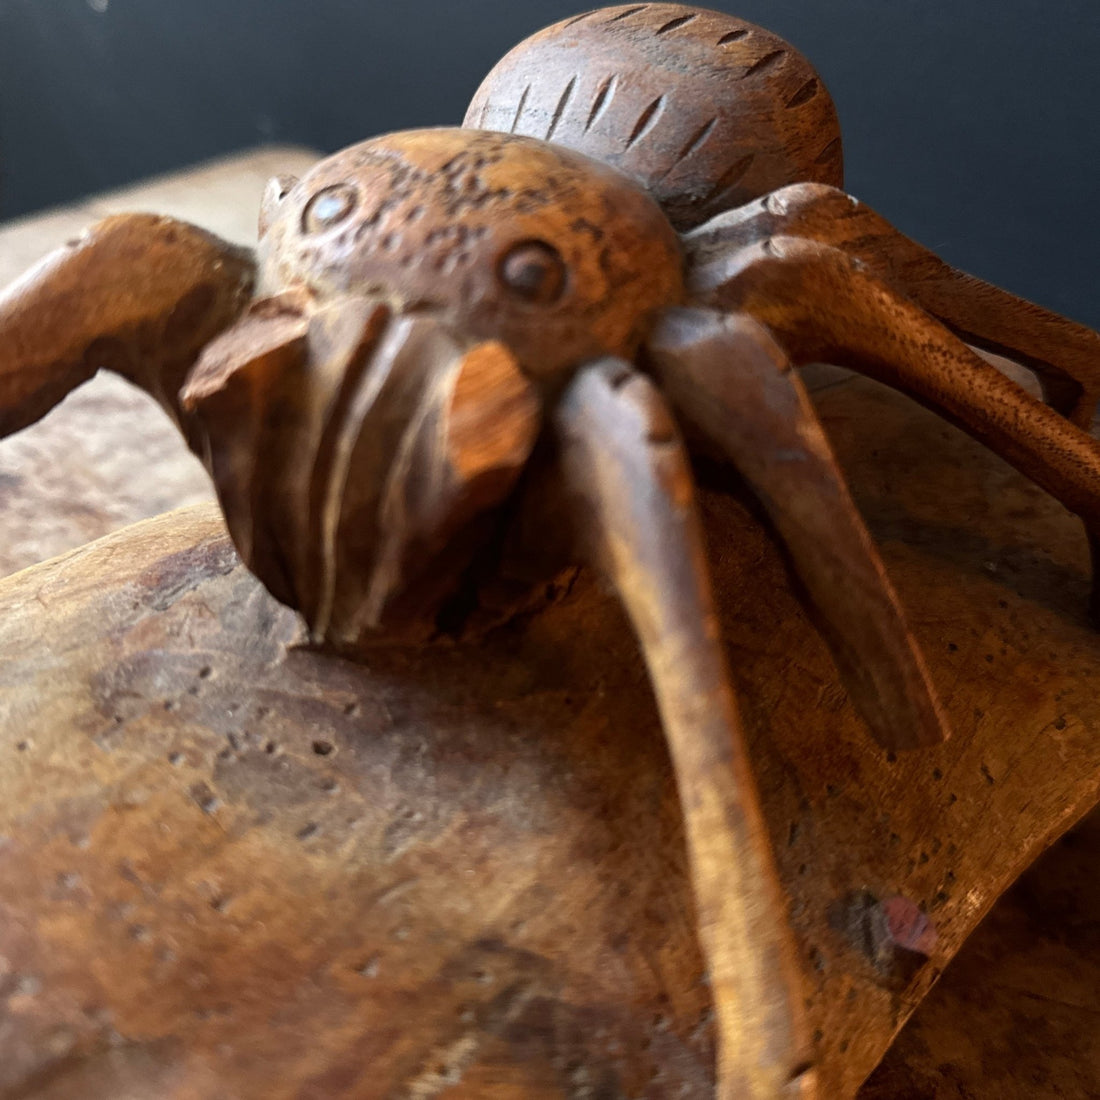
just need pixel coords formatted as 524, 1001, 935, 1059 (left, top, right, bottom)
498, 240, 567, 305
302, 183, 359, 234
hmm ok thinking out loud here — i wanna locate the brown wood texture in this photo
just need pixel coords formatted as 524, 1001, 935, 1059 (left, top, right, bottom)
255, 128, 684, 383
1, 6, 1099, 1096
687, 234, 1100, 602
555, 361, 811, 1097
1, 357, 1099, 1098
0, 214, 255, 438
465, 4, 843, 231
0, 148, 319, 579
864, 807, 1100, 1099
646, 308, 945, 752
685, 183, 1100, 426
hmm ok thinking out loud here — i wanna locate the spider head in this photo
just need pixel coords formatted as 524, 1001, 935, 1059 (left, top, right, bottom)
256, 128, 684, 380
184, 130, 685, 647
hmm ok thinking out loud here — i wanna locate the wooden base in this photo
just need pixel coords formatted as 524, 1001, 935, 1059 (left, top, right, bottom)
865, 807, 1100, 1098
0, 360, 1098, 1097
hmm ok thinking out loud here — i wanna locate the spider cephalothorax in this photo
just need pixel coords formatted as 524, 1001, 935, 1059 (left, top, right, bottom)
3, 6, 1100, 1098
256, 129, 683, 375
183, 128, 685, 643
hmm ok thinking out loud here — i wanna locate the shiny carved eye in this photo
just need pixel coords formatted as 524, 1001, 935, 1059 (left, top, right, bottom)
302, 183, 359, 234
498, 240, 567, 305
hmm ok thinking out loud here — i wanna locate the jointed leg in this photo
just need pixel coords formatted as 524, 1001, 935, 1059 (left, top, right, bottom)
686, 184, 1100, 426
554, 360, 813, 1100
0, 215, 254, 438
691, 234, 1100, 617
645, 307, 947, 750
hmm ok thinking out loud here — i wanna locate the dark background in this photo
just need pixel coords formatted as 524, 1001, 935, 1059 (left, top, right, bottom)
1, 1, 1098, 326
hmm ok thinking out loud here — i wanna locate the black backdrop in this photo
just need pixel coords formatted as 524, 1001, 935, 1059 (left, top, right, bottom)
1, 0, 1098, 326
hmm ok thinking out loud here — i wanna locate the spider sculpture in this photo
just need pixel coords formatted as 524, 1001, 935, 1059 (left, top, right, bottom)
2, 5, 1099, 1098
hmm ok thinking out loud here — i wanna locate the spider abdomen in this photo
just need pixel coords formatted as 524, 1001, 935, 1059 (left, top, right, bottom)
465, 3, 843, 231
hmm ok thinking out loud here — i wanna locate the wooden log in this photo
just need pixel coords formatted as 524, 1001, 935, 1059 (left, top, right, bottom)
864, 808, 1100, 1098
1, 356, 1098, 1097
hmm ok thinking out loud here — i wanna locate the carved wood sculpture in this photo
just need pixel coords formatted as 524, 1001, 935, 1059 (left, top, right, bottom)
1, 5, 1099, 1097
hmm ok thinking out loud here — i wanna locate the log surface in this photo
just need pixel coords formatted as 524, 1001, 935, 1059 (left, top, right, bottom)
1, 357, 1099, 1097
865, 809, 1100, 1098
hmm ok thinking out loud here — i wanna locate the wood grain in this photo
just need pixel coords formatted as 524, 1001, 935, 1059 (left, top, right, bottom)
1, 9, 1098, 1095
685, 182, 1100, 426
689, 234, 1100, 602
645, 307, 946, 752
555, 361, 811, 1098
0, 213, 254, 437
466, 4, 843, 230
864, 808, 1100, 1099
0, 147, 319, 579
1, 353, 1099, 1096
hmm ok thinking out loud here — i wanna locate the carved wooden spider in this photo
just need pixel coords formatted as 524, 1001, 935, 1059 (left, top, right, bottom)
2, 5, 1099, 1097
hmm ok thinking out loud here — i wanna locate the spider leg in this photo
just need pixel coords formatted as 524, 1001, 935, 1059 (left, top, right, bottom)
0, 214, 255, 438
689, 234, 1100, 616
686, 184, 1100, 425
645, 306, 947, 750
554, 360, 813, 1100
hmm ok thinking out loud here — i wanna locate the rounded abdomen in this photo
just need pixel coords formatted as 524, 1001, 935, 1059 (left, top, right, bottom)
465, 3, 843, 230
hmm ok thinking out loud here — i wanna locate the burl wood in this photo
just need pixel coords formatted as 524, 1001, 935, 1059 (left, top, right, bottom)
2, 5, 1100, 1096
